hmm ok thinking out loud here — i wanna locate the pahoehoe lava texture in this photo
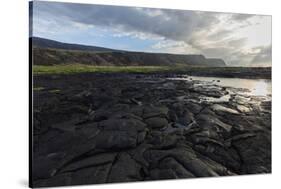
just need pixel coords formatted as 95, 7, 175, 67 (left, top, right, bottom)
32, 73, 271, 187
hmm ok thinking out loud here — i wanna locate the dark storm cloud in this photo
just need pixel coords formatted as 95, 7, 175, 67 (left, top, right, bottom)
33, 1, 219, 42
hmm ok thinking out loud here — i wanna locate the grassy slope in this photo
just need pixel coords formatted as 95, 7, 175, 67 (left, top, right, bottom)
33, 64, 175, 74
33, 64, 271, 79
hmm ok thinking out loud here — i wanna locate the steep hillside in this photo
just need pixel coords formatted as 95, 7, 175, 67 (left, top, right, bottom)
31, 37, 226, 67
32, 37, 119, 52
33, 47, 226, 67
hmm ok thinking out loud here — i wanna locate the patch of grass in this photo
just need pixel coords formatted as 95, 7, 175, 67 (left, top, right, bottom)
49, 89, 61, 93
32, 64, 271, 79
33, 87, 45, 91
33, 64, 181, 74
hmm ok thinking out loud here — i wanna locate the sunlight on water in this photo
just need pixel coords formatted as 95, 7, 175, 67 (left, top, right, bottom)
171, 76, 272, 97
251, 80, 271, 96
190, 76, 272, 96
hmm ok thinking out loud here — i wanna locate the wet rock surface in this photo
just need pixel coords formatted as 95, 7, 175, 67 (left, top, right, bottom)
32, 73, 271, 187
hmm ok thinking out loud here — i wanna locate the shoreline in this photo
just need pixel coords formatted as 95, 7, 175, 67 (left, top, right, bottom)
32, 73, 271, 187
33, 72, 272, 80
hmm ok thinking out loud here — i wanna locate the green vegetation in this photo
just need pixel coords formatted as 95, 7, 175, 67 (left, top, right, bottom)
33, 87, 45, 91
49, 89, 61, 93
33, 64, 271, 79
33, 64, 180, 74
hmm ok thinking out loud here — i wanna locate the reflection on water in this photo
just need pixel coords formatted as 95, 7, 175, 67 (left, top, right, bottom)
251, 80, 271, 96
190, 76, 272, 97
172, 76, 272, 97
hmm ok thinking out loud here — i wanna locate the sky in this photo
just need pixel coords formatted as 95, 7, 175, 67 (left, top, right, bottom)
31, 1, 272, 67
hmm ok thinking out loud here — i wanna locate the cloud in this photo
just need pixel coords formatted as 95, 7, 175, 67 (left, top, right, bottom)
206, 29, 232, 41
250, 46, 272, 66
32, 1, 272, 67
231, 14, 255, 21
33, 2, 219, 41
151, 40, 200, 54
